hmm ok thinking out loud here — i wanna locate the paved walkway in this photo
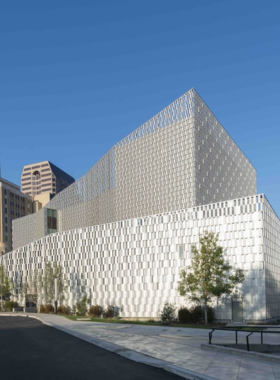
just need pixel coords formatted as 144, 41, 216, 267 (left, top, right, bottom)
2, 313, 280, 380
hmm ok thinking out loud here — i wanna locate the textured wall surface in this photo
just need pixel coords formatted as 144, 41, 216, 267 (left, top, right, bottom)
194, 92, 257, 205
263, 198, 280, 319
12, 88, 257, 250
13, 208, 46, 251
4, 195, 278, 321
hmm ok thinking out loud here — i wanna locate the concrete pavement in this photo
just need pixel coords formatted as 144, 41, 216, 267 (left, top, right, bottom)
0, 316, 184, 380
2, 313, 280, 380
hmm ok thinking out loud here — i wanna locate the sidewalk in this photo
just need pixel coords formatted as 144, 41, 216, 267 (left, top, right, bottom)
2, 313, 280, 380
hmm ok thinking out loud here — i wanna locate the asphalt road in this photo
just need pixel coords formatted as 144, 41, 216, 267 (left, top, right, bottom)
0, 316, 183, 380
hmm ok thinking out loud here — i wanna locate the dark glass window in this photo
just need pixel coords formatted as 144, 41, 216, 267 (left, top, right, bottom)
47, 209, 57, 231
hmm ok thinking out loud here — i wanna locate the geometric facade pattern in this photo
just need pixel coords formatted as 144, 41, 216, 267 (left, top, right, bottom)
13, 89, 257, 250
3, 88, 279, 322
2, 194, 280, 321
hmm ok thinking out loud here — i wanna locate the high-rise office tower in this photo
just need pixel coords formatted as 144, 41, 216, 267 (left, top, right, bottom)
21, 161, 75, 210
0, 177, 32, 254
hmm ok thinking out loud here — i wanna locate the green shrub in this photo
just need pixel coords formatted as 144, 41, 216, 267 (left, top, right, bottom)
178, 307, 191, 324
45, 304, 54, 314
57, 305, 71, 315
190, 305, 204, 323
39, 305, 46, 313
88, 305, 103, 317
190, 305, 214, 324
103, 305, 115, 318
160, 302, 176, 325
4, 300, 18, 311
76, 296, 89, 316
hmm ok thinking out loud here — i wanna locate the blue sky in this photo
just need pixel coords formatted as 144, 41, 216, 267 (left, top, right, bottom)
1, 1, 280, 214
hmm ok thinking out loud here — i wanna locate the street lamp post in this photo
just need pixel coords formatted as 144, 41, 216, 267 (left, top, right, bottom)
0, 283, 3, 311
0, 281, 6, 311
54, 278, 58, 314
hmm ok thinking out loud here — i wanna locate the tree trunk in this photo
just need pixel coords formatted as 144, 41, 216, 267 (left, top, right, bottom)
204, 299, 208, 325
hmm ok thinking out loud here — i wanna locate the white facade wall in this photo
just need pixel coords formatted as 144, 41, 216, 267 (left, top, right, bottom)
194, 93, 256, 205
263, 198, 280, 319
3, 194, 278, 321
13, 88, 257, 251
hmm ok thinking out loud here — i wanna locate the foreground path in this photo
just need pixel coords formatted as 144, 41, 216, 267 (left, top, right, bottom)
2, 313, 280, 380
0, 316, 183, 380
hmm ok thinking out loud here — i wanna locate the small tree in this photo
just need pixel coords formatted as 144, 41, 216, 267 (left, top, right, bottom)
76, 296, 90, 316
42, 262, 65, 305
159, 302, 177, 325
178, 231, 244, 324
22, 270, 43, 310
0, 264, 11, 310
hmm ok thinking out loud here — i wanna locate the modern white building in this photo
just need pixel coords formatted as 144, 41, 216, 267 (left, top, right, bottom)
1, 88, 279, 322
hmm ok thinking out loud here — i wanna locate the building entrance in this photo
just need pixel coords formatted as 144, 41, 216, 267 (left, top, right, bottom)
232, 300, 243, 322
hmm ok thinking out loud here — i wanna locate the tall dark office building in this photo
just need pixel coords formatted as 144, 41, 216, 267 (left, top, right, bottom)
21, 161, 75, 197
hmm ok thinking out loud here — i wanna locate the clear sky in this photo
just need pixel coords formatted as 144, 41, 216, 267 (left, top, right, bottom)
1, 1, 280, 214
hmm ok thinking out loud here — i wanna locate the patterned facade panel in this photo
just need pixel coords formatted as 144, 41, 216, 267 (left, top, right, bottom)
115, 118, 196, 220
193, 92, 257, 205
262, 196, 280, 319
3, 195, 276, 321
13, 208, 45, 250
12, 88, 257, 250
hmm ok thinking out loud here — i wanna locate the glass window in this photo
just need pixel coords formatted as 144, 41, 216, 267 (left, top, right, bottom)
179, 245, 184, 258
47, 209, 57, 232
